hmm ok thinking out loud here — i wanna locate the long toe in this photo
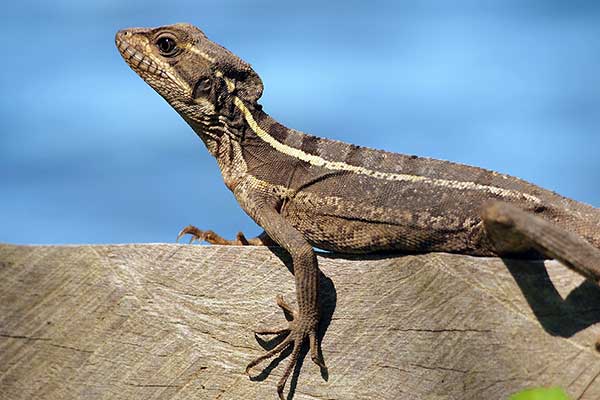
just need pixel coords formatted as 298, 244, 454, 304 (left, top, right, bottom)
254, 325, 291, 336
276, 341, 302, 400
246, 335, 292, 375
309, 332, 326, 369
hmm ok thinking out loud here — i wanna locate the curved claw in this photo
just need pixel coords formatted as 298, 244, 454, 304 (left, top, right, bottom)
236, 231, 250, 245
176, 225, 203, 243
309, 332, 326, 369
254, 325, 291, 336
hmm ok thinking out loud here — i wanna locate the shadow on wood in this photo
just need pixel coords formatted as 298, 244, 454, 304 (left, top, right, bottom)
0, 243, 599, 399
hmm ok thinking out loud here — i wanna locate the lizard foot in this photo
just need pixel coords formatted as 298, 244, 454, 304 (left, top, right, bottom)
246, 295, 325, 400
176, 225, 251, 245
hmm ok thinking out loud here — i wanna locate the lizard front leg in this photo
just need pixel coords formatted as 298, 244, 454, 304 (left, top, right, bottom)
239, 195, 325, 399
177, 226, 275, 246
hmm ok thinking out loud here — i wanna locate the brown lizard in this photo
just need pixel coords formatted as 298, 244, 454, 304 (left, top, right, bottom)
115, 23, 600, 399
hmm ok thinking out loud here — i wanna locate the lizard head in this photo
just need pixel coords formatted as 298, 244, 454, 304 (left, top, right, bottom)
115, 23, 263, 147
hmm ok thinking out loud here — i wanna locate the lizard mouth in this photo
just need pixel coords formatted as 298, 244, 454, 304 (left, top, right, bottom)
115, 32, 167, 78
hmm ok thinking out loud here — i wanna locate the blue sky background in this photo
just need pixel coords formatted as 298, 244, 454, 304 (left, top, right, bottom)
1, 0, 599, 245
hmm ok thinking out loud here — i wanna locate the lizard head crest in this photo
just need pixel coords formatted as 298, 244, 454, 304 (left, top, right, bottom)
116, 23, 263, 146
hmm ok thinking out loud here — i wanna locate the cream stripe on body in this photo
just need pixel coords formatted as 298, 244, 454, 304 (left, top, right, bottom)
233, 97, 541, 204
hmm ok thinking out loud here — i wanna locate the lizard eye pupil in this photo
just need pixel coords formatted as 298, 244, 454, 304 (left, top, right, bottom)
156, 36, 177, 56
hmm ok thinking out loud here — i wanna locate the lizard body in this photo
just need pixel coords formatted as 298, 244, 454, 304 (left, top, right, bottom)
116, 23, 600, 399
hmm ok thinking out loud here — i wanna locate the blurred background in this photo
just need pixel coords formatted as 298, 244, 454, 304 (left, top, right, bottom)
1, 0, 599, 245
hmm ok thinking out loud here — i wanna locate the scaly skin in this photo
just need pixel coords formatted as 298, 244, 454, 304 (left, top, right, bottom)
116, 23, 600, 399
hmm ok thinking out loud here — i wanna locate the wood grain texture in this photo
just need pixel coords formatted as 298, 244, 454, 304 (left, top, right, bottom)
0, 243, 599, 400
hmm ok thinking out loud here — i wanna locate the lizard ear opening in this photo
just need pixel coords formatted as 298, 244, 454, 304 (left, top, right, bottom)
192, 77, 213, 100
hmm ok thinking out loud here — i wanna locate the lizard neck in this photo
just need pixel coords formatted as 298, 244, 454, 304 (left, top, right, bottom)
184, 98, 271, 191
186, 95, 324, 193
226, 98, 331, 191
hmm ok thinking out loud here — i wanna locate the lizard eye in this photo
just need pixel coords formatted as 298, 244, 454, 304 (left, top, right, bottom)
156, 35, 178, 56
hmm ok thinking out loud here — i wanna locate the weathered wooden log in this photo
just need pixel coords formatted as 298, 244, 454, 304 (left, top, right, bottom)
0, 243, 599, 399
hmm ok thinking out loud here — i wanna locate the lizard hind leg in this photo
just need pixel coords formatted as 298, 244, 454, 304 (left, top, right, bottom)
481, 201, 600, 350
481, 201, 600, 283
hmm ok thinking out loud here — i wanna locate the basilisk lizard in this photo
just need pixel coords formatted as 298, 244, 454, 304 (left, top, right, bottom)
115, 23, 600, 399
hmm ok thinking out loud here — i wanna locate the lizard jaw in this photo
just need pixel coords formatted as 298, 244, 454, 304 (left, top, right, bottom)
115, 31, 167, 79
115, 29, 192, 98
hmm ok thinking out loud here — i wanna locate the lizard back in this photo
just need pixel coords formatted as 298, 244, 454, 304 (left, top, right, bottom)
240, 112, 600, 255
